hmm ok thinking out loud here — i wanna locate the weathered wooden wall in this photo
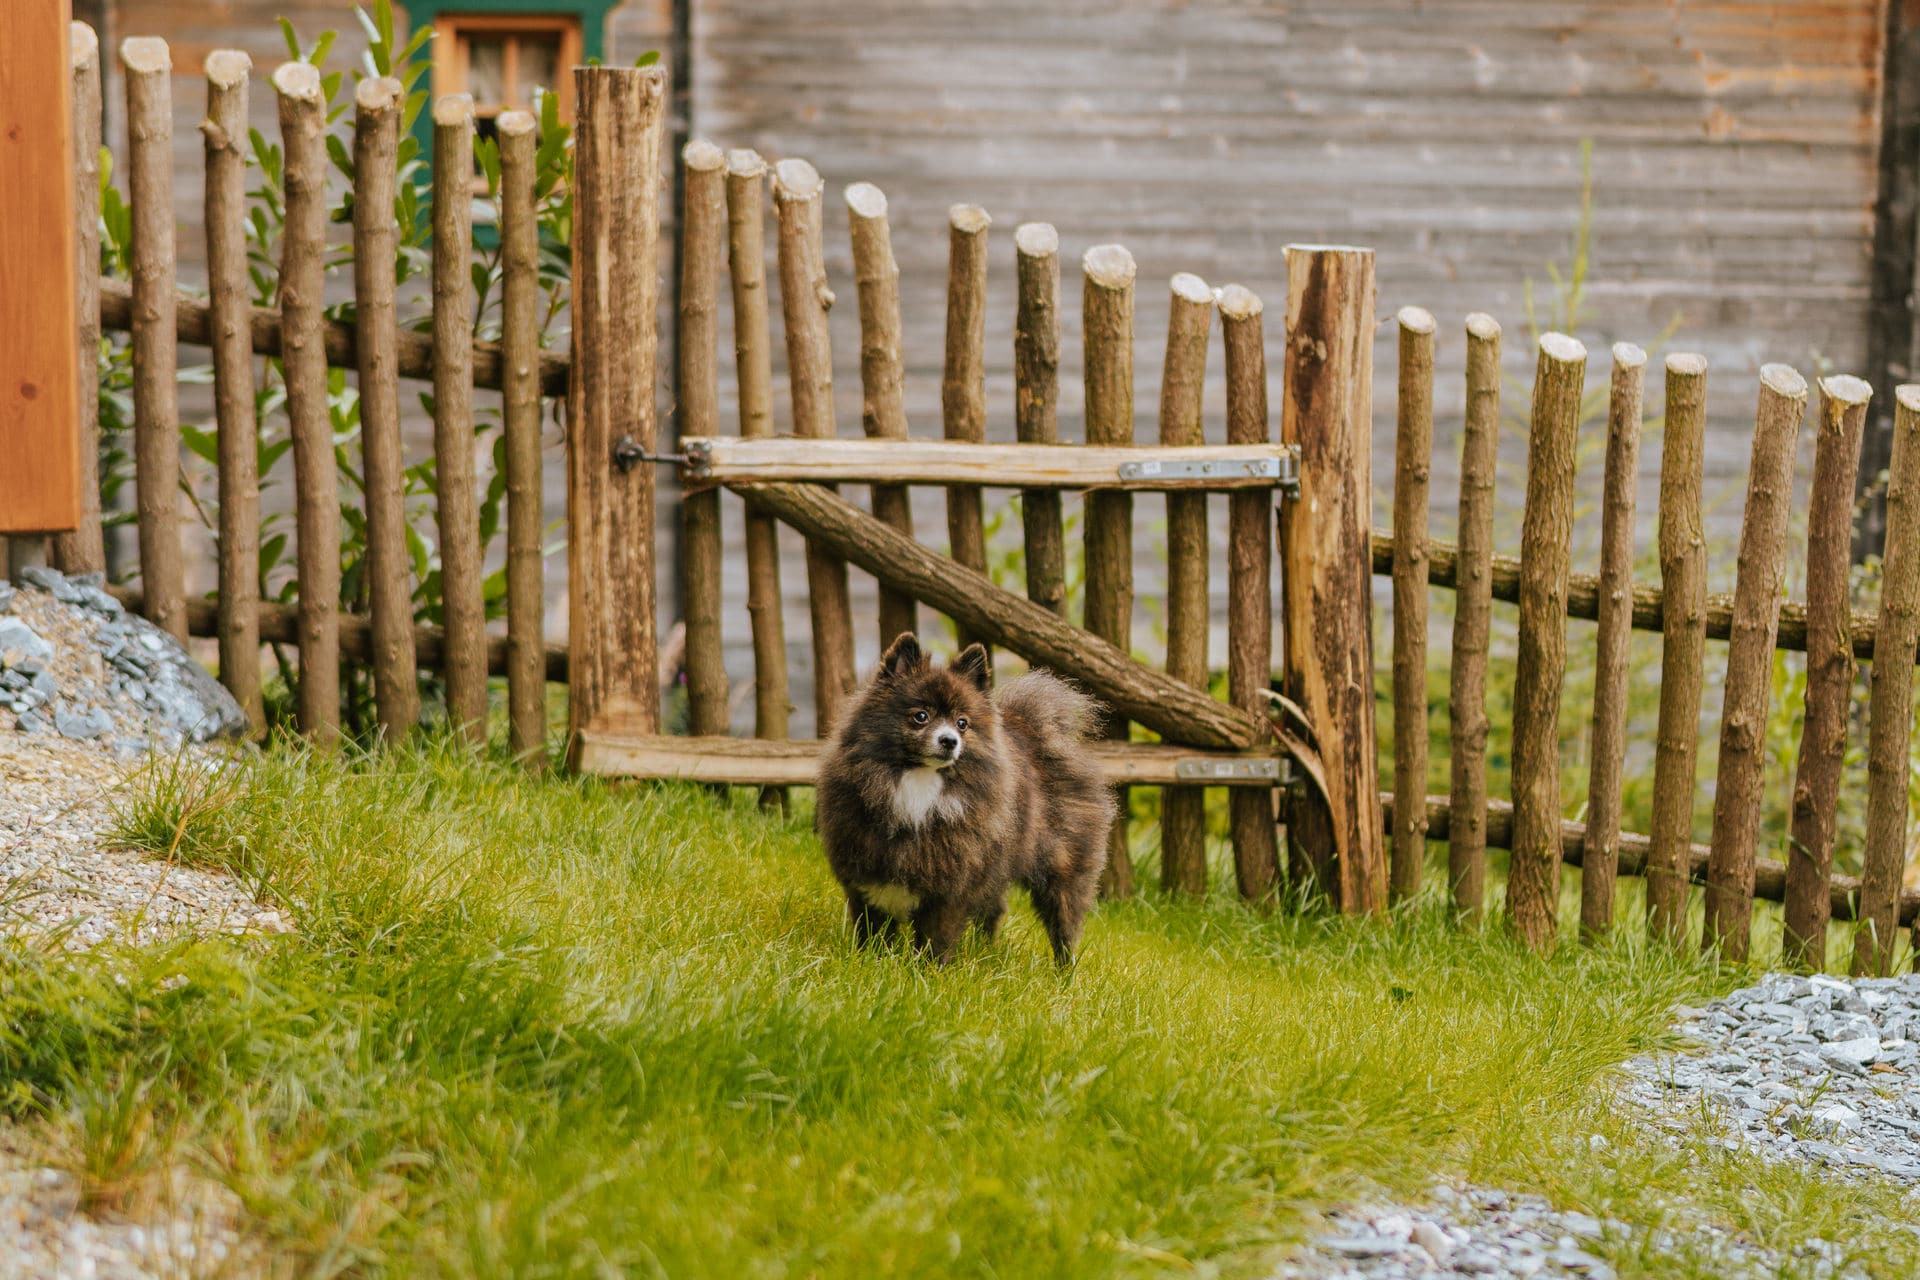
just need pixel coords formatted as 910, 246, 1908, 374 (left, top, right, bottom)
102, 0, 1889, 736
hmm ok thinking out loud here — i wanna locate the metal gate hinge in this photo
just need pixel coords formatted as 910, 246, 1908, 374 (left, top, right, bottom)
1112, 445, 1301, 497
613, 435, 690, 474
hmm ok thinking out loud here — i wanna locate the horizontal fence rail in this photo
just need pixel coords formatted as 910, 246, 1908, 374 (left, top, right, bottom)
681, 438, 1298, 490
1370, 529, 1913, 664
99, 277, 571, 396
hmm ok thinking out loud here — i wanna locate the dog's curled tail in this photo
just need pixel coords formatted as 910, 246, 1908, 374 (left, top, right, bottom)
995, 671, 1103, 747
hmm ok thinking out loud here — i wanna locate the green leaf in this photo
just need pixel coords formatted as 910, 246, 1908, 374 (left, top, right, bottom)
181, 424, 220, 464
634, 50, 660, 68
279, 17, 301, 62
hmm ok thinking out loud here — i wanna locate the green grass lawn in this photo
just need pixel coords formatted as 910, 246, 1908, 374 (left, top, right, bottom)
1, 738, 1914, 1276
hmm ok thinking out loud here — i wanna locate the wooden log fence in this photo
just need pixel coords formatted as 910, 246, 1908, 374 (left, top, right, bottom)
39, 23, 1920, 971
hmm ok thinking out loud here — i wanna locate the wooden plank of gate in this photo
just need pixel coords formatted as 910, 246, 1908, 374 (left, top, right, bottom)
0, 1, 81, 535
573, 733, 1282, 789
682, 437, 1293, 491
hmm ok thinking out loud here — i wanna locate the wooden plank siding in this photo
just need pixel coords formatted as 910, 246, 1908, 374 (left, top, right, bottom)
105, 0, 1884, 737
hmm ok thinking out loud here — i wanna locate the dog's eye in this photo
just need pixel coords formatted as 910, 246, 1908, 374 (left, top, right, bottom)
956, 717, 969, 732
911, 710, 929, 725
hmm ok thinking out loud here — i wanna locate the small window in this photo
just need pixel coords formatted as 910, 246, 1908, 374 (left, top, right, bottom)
434, 14, 581, 175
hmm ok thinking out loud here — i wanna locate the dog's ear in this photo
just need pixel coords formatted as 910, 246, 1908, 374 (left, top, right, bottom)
952, 643, 991, 691
879, 632, 926, 680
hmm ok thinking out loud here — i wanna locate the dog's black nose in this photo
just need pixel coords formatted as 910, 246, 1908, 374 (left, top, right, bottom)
935, 729, 960, 754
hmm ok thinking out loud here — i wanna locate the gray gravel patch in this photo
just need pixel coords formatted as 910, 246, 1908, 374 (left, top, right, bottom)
1619, 972, 1920, 1184
1276, 1182, 1861, 1279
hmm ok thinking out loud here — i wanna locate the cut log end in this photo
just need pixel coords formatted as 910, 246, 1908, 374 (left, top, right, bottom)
72, 22, 100, 68
1395, 305, 1436, 335
1015, 222, 1059, 257
843, 181, 887, 219
204, 49, 251, 86
1897, 384, 1920, 416
1611, 341, 1647, 370
682, 137, 724, 170
948, 203, 991, 234
1170, 272, 1212, 306
1217, 283, 1263, 320
496, 108, 535, 137
119, 36, 171, 74
1666, 352, 1709, 377
1464, 311, 1501, 341
353, 75, 402, 112
1082, 244, 1136, 289
433, 93, 475, 126
270, 60, 322, 100
1538, 331, 1587, 364
1821, 373, 1873, 408
1760, 362, 1810, 400
773, 158, 823, 202
726, 148, 767, 179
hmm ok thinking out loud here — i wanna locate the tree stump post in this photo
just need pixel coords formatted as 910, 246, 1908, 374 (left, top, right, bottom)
567, 66, 666, 753
1279, 245, 1383, 914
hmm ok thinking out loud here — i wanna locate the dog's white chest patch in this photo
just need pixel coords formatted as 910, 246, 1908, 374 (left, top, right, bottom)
890, 766, 954, 829
861, 883, 922, 918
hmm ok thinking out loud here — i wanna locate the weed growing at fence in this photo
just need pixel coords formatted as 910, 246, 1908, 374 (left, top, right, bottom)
0, 741, 1905, 1274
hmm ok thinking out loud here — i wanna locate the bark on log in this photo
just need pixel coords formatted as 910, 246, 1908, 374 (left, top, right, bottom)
568, 67, 665, 749
54, 24, 105, 576
203, 50, 264, 735
680, 140, 729, 740
844, 180, 917, 643
726, 150, 790, 803
1449, 314, 1501, 922
944, 204, 992, 655
1390, 306, 1435, 903
1868, 387, 1920, 973
1578, 343, 1646, 938
1280, 245, 1383, 914
432, 95, 488, 748
730, 482, 1261, 751
1646, 353, 1710, 946
1015, 223, 1066, 619
1784, 376, 1872, 969
275, 62, 339, 744
97, 278, 569, 396
1507, 333, 1587, 952
1703, 364, 1809, 961
351, 76, 419, 743
773, 157, 856, 733
1082, 244, 1138, 898
1221, 284, 1280, 903
500, 110, 545, 764
121, 37, 185, 641
1160, 272, 1215, 897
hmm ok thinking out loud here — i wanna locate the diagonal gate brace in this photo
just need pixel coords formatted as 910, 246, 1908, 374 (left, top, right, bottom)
729, 481, 1264, 752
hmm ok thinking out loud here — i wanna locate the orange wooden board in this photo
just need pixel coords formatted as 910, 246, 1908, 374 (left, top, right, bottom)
0, 0, 81, 534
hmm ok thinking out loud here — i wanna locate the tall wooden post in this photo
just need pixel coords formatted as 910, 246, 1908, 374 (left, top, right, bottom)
1, 4, 81, 551
568, 66, 666, 755
1506, 333, 1587, 951
52, 19, 101, 575
1279, 245, 1383, 915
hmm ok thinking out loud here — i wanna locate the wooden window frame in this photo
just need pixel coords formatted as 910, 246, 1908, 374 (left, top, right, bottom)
432, 13, 582, 122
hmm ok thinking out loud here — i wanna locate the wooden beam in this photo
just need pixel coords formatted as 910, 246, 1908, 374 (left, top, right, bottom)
728, 480, 1262, 751
573, 732, 1279, 788
683, 437, 1294, 491
1380, 792, 1920, 929
98, 277, 570, 397
0, 1, 81, 536
105, 586, 568, 682
1370, 528, 1920, 664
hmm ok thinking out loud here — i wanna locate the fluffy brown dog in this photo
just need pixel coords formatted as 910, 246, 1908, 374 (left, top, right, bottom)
815, 633, 1113, 965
